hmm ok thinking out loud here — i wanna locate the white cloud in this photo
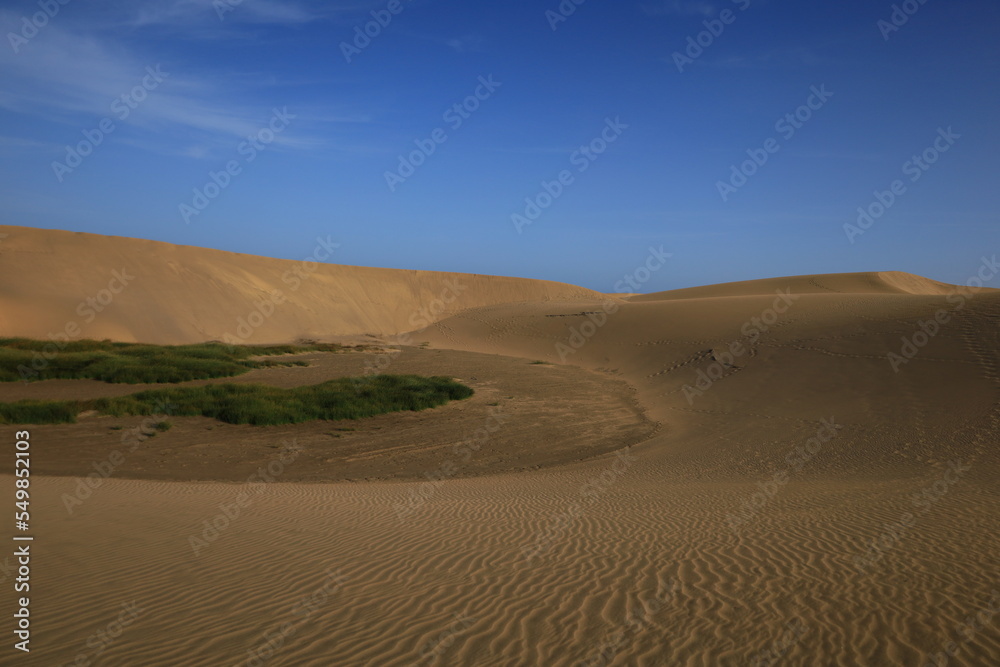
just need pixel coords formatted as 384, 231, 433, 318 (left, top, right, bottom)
0, 135, 63, 153
96, 0, 331, 30
0, 10, 365, 160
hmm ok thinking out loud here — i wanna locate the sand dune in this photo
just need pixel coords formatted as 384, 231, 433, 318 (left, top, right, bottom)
0, 225, 602, 344
1, 228, 998, 665
629, 270, 958, 302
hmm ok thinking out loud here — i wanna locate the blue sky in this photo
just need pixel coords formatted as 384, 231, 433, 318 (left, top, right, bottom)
1, 0, 997, 292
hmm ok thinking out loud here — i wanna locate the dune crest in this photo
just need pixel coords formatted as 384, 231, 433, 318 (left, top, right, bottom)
876, 270, 962, 295
629, 270, 975, 302
2, 227, 999, 665
0, 225, 602, 344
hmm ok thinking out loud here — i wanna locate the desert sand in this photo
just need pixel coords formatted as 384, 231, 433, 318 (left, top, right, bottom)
1, 225, 999, 665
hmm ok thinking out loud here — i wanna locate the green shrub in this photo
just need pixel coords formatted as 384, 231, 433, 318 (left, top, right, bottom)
0, 375, 474, 426
0, 339, 348, 384
0, 400, 77, 424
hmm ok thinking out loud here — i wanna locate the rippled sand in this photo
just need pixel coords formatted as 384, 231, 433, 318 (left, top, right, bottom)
1, 226, 998, 665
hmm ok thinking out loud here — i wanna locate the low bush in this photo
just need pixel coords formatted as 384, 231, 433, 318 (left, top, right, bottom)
0, 339, 347, 384
0, 375, 474, 426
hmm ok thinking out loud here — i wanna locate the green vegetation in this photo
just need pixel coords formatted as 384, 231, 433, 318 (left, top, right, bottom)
0, 338, 351, 384
0, 375, 474, 426
0, 400, 77, 425
153, 421, 172, 432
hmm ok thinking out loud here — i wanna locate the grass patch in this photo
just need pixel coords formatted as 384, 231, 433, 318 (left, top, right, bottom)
0, 400, 77, 425
153, 421, 172, 432
0, 338, 351, 384
529, 360, 549, 365
0, 375, 474, 426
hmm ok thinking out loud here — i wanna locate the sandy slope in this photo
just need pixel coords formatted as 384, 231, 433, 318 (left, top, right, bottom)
1, 348, 656, 483
0, 225, 602, 343
1, 229, 998, 665
627, 270, 958, 302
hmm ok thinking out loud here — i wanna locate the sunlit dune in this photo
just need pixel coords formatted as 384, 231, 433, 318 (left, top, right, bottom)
2, 226, 998, 666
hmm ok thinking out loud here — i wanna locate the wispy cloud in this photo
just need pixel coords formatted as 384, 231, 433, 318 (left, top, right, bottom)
0, 9, 367, 160
0, 135, 63, 153
91, 0, 334, 30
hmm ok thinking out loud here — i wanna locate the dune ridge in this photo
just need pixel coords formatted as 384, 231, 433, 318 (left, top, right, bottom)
0, 225, 604, 344
2, 227, 998, 666
629, 270, 967, 302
